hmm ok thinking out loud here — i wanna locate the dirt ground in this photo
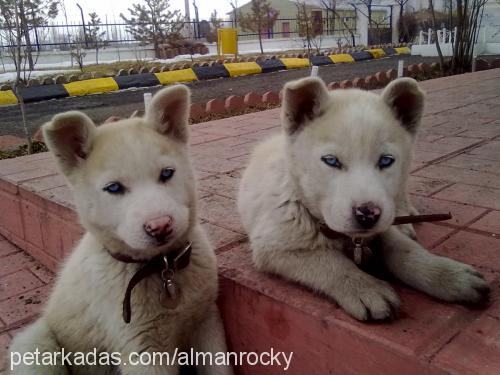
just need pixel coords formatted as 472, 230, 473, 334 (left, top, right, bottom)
0, 54, 486, 137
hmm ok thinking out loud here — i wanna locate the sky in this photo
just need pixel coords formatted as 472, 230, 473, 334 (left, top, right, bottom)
57, 0, 247, 24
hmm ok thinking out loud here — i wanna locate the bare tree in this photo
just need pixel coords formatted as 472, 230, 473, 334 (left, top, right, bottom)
320, 0, 357, 46
238, 0, 279, 54
210, 10, 223, 30
394, 0, 410, 42
229, 1, 238, 28
295, 1, 323, 54
120, 0, 184, 58
206, 9, 222, 44
0, 1, 22, 71
87, 12, 108, 64
0, 0, 33, 153
398, 10, 418, 43
0, 48, 5, 72
70, 36, 87, 71
0, 0, 58, 70
351, 0, 392, 44
429, 0, 446, 73
451, 0, 488, 73
428, 0, 483, 74
356, 0, 373, 28
60, 0, 73, 50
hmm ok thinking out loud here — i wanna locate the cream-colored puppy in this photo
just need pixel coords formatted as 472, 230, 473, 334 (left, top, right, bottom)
9, 86, 233, 375
238, 77, 489, 321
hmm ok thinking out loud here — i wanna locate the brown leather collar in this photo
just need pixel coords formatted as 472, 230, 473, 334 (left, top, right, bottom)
319, 213, 452, 240
107, 242, 192, 324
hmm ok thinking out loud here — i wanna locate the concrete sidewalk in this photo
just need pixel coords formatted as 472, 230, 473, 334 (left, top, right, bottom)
0, 69, 499, 374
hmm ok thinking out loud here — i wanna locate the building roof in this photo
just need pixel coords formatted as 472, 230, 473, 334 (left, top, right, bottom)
230, 0, 323, 12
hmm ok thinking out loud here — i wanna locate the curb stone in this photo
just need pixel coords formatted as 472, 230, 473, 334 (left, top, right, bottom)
0, 47, 412, 106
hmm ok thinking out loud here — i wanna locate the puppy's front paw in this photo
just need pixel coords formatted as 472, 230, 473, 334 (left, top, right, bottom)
429, 257, 490, 304
336, 276, 400, 321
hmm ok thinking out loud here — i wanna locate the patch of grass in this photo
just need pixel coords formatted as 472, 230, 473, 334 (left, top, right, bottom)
0, 141, 47, 160
411, 68, 444, 81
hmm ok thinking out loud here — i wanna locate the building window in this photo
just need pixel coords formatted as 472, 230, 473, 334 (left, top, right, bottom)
312, 11, 323, 35
282, 22, 290, 37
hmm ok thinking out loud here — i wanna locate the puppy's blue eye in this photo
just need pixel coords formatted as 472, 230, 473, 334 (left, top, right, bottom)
103, 182, 125, 194
378, 155, 395, 169
321, 155, 342, 169
159, 167, 175, 183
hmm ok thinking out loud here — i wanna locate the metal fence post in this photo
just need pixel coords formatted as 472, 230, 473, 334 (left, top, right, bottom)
76, 3, 88, 47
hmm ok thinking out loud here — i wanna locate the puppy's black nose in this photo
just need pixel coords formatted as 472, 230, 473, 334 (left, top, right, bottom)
353, 202, 381, 229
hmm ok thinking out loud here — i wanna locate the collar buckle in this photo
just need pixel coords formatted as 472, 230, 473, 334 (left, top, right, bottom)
352, 237, 373, 265
161, 256, 178, 301
352, 237, 364, 265
121, 242, 192, 323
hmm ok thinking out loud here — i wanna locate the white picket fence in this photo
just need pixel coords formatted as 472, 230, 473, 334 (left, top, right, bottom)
412, 27, 457, 57
418, 27, 457, 45
412, 25, 500, 56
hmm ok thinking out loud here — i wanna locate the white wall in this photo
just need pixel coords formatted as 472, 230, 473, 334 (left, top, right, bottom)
480, 1, 500, 44
392, 6, 400, 44
0, 46, 158, 70
0, 34, 366, 72
411, 43, 454, 56
357, 10, 369, 46
406, 0, 446, 12
207, 34, 362, 54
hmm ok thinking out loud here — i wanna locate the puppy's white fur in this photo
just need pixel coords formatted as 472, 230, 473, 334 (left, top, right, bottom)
8, 86, 233, 375
238, 77, 489, 321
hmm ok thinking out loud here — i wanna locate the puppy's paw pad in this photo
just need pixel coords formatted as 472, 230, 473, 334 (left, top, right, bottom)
461, 268, 490, 303
434, 260, 490, 304
340, 282, 400, 321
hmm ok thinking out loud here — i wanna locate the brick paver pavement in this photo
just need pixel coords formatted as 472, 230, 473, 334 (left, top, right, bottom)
0, 69, 499, 374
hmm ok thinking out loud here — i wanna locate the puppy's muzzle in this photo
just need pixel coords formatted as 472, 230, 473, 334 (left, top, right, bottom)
353, 202, 381, 229
144, 215, 173, 243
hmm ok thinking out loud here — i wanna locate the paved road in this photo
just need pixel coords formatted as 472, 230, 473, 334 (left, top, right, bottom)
0, 55, 443, 137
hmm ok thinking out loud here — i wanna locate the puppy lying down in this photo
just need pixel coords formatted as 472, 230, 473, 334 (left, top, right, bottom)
238, 77, 490, 321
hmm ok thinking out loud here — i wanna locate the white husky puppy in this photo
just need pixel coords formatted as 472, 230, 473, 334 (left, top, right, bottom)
9, 86, 233, 375
238, 77, 489, 321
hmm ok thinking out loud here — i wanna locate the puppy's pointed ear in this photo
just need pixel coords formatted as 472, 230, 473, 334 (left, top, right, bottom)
42, 111, 96, 176
382, 78, 425, 135
281, 77, 330, 135
145, 85, 190, 143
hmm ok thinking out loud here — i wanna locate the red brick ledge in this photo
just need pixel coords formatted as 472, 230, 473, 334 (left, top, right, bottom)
1, 69, 500, 374
0, 154, 82, 271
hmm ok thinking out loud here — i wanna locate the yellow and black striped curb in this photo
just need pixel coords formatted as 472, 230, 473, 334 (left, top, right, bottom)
0, 47, 411, 106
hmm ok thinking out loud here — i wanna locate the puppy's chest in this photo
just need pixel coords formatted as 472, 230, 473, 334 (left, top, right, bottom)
129, 266, 216, 323
327, 236, 392, 278
123, 271, 214, 346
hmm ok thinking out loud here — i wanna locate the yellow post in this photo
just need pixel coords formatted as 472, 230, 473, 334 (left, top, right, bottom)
217, 28, 238, 57
217, 29, 221, 56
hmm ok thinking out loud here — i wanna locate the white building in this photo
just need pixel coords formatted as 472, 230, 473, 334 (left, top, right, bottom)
477, 0, 500, 54
406, 0, 447, 12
